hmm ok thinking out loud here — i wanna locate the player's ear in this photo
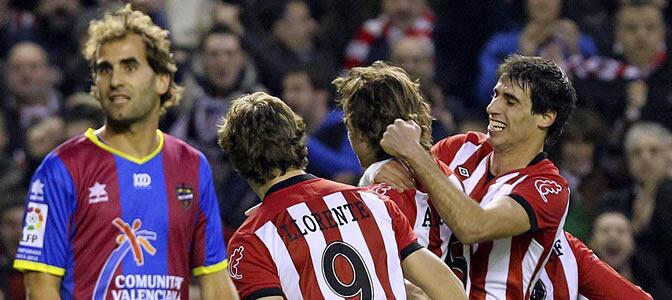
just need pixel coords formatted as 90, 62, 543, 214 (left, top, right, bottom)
538, 110, 556, 129
155, 73, 170, 95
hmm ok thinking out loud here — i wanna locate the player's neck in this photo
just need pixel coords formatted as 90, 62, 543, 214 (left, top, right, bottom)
96, 120, 161, 159
490, 141, 544, 176
251, 168, 307, 199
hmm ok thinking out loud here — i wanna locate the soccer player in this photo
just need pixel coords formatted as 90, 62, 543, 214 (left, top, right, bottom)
379, 55, 576, 299
533, 232, 652, 300
217, 92, 466, 299
333, 61, 465, 275
13, 5, 238, 299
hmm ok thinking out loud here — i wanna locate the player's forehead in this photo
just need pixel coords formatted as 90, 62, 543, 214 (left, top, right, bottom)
96, 33, 149, 65
494, 78, 532, 104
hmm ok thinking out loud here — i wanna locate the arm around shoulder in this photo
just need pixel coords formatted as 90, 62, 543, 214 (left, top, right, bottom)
24, 271, 62, 300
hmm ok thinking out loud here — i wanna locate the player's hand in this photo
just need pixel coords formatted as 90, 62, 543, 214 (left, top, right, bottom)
381, 119, 423, 160
373, 160, 415, 192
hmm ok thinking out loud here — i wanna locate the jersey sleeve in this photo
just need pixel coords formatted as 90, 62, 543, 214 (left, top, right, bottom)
384, 199, 422, 260
13, 153, 76, 277
569, 234, 652, 300
191, 155, 228, 276
431, 133, 472, 163
227, 232, 283, 299
508, 174, 569, 232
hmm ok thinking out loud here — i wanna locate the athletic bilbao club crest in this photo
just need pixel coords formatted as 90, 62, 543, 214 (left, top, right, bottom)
229, 246, 244, 280
534, 179, 562, 203
176, 184, 194, 208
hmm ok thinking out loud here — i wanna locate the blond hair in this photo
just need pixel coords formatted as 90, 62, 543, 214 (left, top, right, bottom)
83, 4, 182, 114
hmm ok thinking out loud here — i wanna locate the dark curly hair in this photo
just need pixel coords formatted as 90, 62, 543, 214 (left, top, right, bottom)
217, 92, 308, 184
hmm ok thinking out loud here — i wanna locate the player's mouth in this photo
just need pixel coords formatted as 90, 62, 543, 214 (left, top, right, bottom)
109, 94, 130, 104
488, 119, 506, 133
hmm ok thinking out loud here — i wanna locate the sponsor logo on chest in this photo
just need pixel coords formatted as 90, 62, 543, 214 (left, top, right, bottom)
133, 173, 152, 189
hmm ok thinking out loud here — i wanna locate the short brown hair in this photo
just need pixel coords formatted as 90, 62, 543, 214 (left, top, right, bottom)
217, 92, 308, 184
83, 4, 182, 114
333, 61, 433, 161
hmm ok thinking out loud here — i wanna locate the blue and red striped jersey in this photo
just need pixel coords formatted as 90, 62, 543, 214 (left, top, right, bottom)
14, 128, 228, 299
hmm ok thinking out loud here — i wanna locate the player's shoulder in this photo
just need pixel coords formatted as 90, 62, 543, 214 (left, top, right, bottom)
522, 156, 568, 189
432, 131, 489, 157
161, 131, 207, 160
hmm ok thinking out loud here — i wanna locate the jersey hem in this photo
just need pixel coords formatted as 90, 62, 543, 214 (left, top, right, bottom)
193, 259, 228, 276
13, 260, 65, 276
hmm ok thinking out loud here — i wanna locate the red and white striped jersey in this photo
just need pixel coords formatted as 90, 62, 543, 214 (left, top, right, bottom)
534, 232, 652, 300
227, 174, 422, 300
432, 132, 570, 300
365, 159, 464, 261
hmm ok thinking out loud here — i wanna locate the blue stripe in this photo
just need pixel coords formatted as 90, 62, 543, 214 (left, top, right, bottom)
115, 154, 168, 277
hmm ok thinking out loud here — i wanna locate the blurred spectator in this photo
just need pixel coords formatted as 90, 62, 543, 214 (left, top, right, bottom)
571, 2, 672, 131
9, 0, 89, 95
597, 122, 672, 287
342, 0, 433, 70
0, 195, 26, 300
245, 0, 338, 95
23, 116, 64, 185
62, 102, 104, 139
0, 114, 23, 196
556, 108, 610, 240
168, 25, 265, 239
390, 35, 461, 140
591, 211, 672, 299
2, 42, 62, 159
282, 64, 360, 182
476, 0, 598, 107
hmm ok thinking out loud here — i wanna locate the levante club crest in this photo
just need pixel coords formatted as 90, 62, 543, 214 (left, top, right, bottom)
176, 184, 194, 208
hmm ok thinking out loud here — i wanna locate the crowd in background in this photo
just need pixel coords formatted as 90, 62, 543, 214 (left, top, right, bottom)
0, 0, 671, 299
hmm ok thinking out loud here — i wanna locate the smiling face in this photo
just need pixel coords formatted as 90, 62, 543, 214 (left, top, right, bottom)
94, 34, 169, 127
486, 79, 553, 153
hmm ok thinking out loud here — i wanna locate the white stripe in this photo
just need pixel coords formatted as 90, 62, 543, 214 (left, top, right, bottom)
484, 238, 512, 300
557, 234, 579, 299
357, 191, 407, 299
463, 155, 489, 195
255, 222, 303, 300
521, 239, 545, 296
465, 245, 472, 296
321, 192, 393, 299
413, 191, 430, 247
286, 203, 336, 299
479, 173, 524, 208
448, 142, 481, 170
345, 41, 370, 61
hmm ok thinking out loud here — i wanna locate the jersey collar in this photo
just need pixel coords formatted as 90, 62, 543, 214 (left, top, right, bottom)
85, 128, 164, 164
264, 174, 318, 199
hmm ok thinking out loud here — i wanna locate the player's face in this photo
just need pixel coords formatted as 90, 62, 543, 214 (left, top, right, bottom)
347, 129, 376, 168
486, 79, 549, 152
94, 34, 168, 127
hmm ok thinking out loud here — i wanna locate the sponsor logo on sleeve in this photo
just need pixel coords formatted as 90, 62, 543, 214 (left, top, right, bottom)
534, 179, 562, 203
29, 179, 45, 201
88, 182, 109, 204
228, 246, 245, 280
20, 202, 48, 248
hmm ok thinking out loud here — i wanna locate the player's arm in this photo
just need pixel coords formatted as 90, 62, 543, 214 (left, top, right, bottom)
198, 269, 239, 300
381, 119, 530, 244
402, 247, 467, 299
25, 271, 61, 299
570, 234, 652, 300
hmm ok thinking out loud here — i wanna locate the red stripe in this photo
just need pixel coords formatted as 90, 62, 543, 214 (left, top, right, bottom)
342, 191, 396, 299
271, 210, 322, 299
506, 235, 532, 299
427, 201, 443, 257
547, 255, 570, 300
162, 136, 200, 296
58, 137, 122, 298
469, 242, 493, 300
